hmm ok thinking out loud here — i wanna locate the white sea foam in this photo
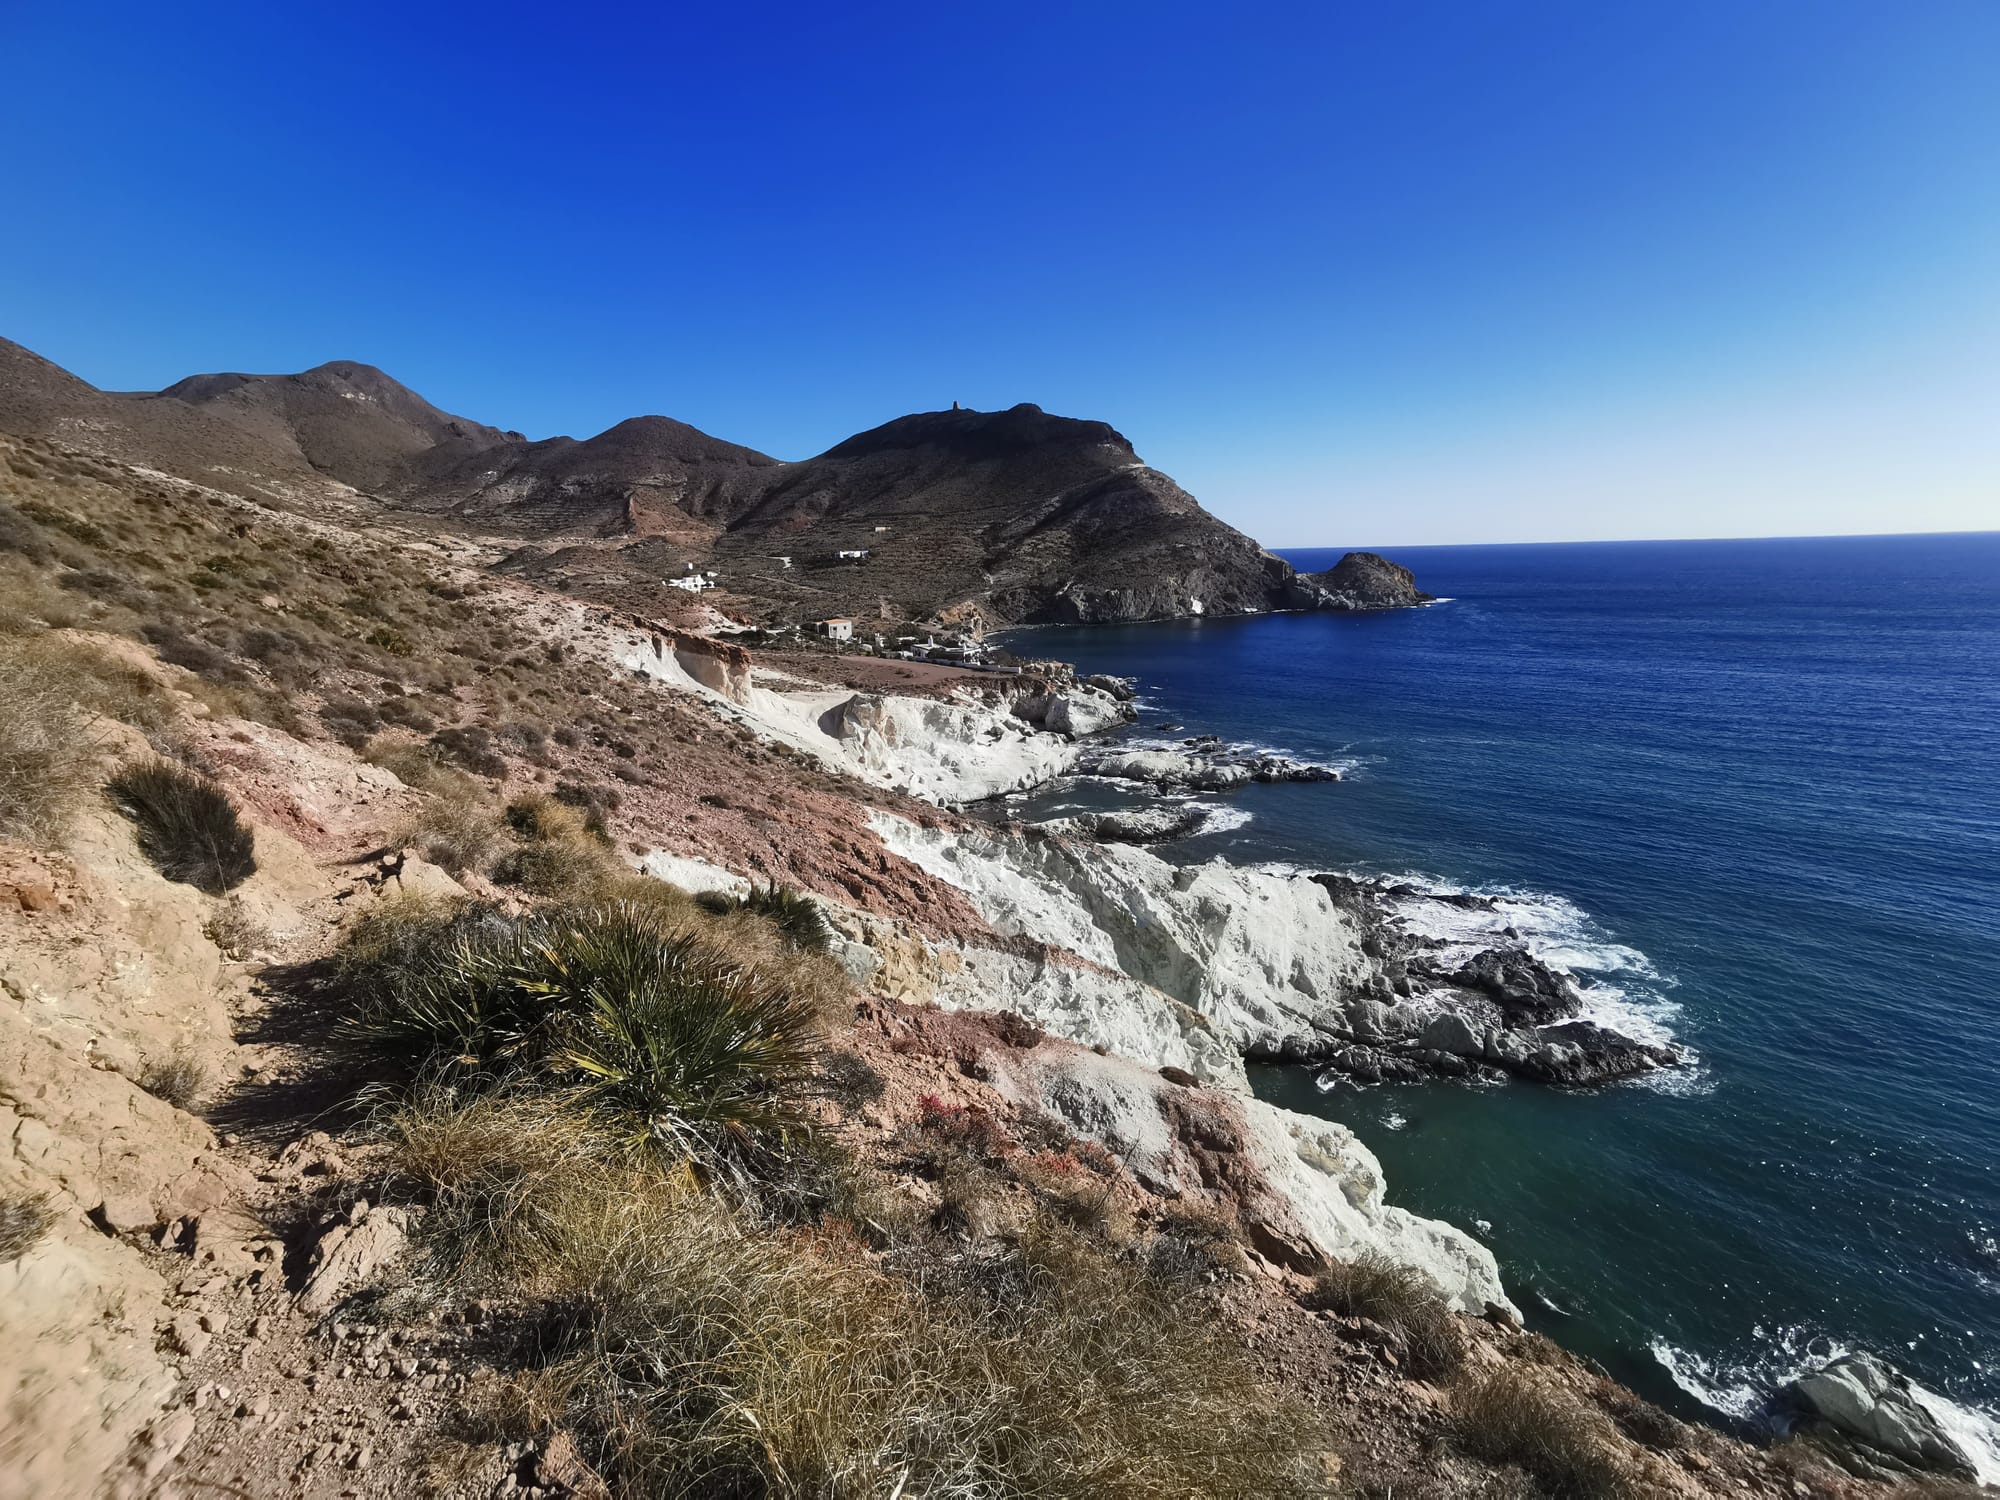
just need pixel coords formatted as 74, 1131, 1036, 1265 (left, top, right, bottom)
1358, 873, 1693, 1059
1912, 1385, 2000, 1484
1649, 1327, 1850, 1420
1383, 1111, 1408, 1131
1651, 1333, 2000, 1482
1197, 804, 1256, 835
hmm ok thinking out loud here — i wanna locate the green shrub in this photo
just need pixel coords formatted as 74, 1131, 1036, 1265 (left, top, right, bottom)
106, 760, 257, 893
695, 881, 830, 953
546, 912, 822, 1150
431, 724, 507, 777
344, 904, 822, 1153
0, 1190, 55, 1262
1307, 1250, 1465, 1380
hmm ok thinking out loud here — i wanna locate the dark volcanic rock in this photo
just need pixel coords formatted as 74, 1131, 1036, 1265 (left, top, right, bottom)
1510, 1022, 1678, 1086
1436, 947, 1583, 1026
1053, 804, 1213, 845
1303, 551, 1436, 610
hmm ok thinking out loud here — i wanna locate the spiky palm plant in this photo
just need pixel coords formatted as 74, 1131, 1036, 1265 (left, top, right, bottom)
344, 902, 820, 1152
533, 907, 822, 1150
698, 881, 831, 952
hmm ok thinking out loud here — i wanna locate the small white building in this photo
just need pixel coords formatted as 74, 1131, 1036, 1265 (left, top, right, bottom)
668, 574, 713, 594
837, 549, 869, 560
873, 524, 890, 532
817, 617, 856, 642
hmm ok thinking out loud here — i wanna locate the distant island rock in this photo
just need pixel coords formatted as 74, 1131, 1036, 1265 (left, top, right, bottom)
1301, 550, 1435, 611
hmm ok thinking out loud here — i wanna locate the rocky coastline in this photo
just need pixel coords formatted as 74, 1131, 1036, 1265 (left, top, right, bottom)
1, 421, 1984, 1495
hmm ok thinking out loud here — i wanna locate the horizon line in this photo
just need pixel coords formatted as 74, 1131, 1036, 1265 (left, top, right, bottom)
1273, 526, 2000, 552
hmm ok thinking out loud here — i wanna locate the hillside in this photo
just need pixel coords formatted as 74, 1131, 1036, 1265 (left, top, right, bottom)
713, 402, 1315, 624
0, 338, 1415, 627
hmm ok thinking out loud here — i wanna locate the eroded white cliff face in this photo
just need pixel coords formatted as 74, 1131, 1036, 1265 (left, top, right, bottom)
603, 621, 1124, 804
591, 628, 1511, 1312
930, 945, 1248, 1089
973, 1025, 1511, 1314
1236, 1099, 1510, 1313
869, 810, 1376, 1056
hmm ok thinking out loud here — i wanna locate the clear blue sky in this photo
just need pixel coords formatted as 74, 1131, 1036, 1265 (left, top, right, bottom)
2, 2, 1994, 545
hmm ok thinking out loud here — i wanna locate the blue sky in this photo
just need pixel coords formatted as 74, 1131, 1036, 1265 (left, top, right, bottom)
1, 1, 1994, 545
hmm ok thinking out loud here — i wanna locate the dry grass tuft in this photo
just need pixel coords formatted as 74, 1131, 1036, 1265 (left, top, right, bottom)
203, 895, 269, 959
494, 794, 614, 902
0, 1189, 56, 1262
1308, 1250, 1466, 1380
1451, 1365, 1666, 1499
387, 1093, 1337, 1499
107, 759, 257, 893
0, 632, 177, 844
0, 646, 91, 844
139, 1045, 208, 1111
12, 633, 173, 728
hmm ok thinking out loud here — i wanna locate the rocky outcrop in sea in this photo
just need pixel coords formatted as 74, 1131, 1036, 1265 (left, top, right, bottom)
1300, 550, 1437, 610
1076, 736, 1344, 790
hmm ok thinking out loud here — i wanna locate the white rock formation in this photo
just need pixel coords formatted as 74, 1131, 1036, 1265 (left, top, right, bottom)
870, 811, 1375, 1056
979, 1035, 1511, 1313
635, 849, 752, 898
931, 945, 1247, 1089
602, 621, 1118, 803
1083, 748, 1252, 790
1237, 1098, 1509, 1313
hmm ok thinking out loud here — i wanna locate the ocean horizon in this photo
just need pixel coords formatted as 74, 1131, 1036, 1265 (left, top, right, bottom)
1002, 530, 2000, 1467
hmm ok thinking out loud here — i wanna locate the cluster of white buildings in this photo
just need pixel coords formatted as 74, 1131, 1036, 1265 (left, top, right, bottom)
669, 561, 720, 594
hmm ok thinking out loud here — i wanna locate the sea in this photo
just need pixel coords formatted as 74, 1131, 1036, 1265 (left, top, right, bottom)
1000, 532, 2000, 1469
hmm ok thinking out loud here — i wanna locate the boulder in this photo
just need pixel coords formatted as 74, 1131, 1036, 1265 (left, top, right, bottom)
1789, 1352, 1980, 1479
296, 1204, 410, 1316
1304, 551, 1434, 611
1421, 1010, 1488, 1058
1440, 947, 1582, 1026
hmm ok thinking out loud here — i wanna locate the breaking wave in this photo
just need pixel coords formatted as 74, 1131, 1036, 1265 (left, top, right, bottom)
1650, 1332, 2000, 1483
1332, 869, 1698, 1074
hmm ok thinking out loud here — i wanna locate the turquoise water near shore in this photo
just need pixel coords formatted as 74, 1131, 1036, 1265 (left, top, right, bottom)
1002, 534, 2000, 1454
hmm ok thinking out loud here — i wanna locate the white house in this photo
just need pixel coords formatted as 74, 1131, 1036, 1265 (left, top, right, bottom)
818, 617, 856, 642
837, 549, 869, 560
668, 575, 713, 594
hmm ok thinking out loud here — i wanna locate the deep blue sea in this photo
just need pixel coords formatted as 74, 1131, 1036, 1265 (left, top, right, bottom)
1006, 534, 2000, 1459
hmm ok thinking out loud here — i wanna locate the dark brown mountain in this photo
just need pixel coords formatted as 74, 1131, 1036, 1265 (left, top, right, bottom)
712, 403, 1314, 624
0, 336, 1422, 625
150, 360, 513, 494
404, 414, 780, 537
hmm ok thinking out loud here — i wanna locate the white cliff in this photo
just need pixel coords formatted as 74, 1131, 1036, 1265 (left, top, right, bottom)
869, 810, 1377, 1056
584, 625, 1512, 1313
598, 622, 1125, 804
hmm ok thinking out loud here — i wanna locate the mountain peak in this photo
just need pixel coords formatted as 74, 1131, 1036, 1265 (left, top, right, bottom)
821, 403, 1135, 465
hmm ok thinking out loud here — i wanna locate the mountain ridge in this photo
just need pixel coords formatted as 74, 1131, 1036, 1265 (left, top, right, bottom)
0, 336, 1423, 627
